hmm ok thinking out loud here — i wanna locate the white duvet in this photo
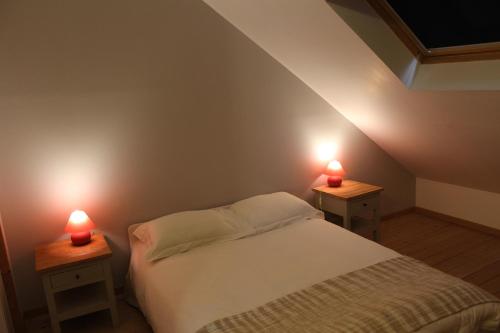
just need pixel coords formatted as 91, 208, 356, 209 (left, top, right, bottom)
128, 218, 500, 333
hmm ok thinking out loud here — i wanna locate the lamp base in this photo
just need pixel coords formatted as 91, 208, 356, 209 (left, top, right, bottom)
71, 231, 92, 246
327, 176, 343, 187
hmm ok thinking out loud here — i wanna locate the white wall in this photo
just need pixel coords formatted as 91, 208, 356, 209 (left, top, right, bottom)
201, 0, 500, 195
416, 178, 500, 230
0, 0, 415, 311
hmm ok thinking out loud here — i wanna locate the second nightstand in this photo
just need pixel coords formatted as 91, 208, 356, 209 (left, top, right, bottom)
313, 180, 383, 240
35, 234, 119, 333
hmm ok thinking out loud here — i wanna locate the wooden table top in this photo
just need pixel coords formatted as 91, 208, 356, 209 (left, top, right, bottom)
35, 233, 112, 273
313, 180, 383, 200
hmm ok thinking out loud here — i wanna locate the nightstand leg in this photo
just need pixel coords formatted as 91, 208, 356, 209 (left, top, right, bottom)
373, 207, 381, 242
340, 202, 352, 230
103, 261, 119, 327
41, 276, 61, 333
340, 211, 352, 230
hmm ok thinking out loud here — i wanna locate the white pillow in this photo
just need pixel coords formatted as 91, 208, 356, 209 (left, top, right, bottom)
133, 208, 251, 261
229, 192, 323, 233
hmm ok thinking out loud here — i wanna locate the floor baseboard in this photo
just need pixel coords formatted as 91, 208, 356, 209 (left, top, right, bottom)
414, 207, 500, 238
381, 207, 416, 221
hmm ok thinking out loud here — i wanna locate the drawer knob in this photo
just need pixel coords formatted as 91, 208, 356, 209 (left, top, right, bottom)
363, 203, 368, 207
75, 274, 80, 280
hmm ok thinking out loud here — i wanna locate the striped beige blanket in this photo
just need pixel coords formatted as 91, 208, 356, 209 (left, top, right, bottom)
197, 256, 500, 333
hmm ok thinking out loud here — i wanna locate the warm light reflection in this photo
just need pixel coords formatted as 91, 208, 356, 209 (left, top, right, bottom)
315, 143, 337, 162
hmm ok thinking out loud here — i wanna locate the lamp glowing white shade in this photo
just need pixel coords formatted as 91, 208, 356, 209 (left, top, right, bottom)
324, 160, 345, 187
65, 210, 96, 246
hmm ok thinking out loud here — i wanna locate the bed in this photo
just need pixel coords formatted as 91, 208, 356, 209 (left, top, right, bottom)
127, 193, 500, 333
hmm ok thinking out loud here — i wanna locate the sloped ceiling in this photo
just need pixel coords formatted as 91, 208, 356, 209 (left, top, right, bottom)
203, 0, 500, 194
328, 0, 500, 91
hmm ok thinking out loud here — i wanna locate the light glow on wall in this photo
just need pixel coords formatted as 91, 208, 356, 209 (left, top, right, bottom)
37, 146, 111, 213
315, 142, 337, 162
50, 162, 99, 207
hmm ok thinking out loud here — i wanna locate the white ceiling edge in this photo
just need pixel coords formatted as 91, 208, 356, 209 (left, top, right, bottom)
413, 60, 500, 90
200, 0, 500, 194
329, 0, 500, 91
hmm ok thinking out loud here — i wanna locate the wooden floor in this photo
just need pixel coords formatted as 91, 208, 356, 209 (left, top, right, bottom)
27, 212, 500, 332
27, 300, 152, 333
380, 212, 500, 299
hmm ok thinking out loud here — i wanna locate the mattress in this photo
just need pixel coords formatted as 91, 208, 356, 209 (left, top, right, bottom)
128, 218, 500, 333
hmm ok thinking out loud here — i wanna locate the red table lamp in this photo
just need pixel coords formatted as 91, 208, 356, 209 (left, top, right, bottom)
325, 160, 345, 187
65, 210, 96, 246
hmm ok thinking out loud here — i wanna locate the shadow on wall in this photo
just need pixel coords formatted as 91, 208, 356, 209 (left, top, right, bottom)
326, 0, 379, 17
0, 0, 414, 311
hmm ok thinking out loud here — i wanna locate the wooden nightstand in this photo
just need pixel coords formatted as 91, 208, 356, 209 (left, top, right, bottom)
35, 234, 119, 333
313, 180, 383, 240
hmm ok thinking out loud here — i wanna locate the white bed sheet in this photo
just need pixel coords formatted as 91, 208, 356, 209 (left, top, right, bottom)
128, 218, 500, 333
129, 218, 400, 333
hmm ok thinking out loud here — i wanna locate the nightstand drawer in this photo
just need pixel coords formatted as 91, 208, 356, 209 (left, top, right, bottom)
317, 194, 345, 213
50, 263, 104, 291
351, 196, 379, 216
